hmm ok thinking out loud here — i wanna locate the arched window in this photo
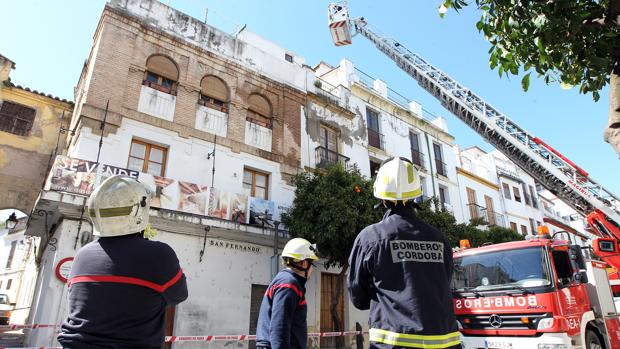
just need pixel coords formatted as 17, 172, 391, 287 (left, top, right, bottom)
143, 55, 179, 95
247, 94, 272, 128
199, 75, 229, 113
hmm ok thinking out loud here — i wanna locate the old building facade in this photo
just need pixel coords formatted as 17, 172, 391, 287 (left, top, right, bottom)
25, 0, 312, 347
0, 54, 73, 214
453, 146, 548, 236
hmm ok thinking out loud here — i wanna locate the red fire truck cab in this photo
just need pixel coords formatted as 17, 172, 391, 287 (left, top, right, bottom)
452, 236, 620, 349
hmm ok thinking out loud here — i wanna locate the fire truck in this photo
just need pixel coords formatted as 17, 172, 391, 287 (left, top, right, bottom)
452, 229, 620, 349
327, 2, 620, 348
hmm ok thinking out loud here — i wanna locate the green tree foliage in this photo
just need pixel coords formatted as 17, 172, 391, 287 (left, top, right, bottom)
281, 164, 380, 347
282, 165, 523, 344
441, 0, 620, 101
282, 164, 382, 269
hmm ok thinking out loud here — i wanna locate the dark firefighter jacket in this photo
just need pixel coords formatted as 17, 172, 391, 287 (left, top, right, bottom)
256, 269, 308, 349
57, 233, 188, 349
348, 206, 460, 349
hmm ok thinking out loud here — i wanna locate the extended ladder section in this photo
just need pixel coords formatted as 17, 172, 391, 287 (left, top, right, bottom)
350, 18, 620, 226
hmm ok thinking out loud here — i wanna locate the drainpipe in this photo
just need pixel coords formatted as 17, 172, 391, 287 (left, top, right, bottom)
424, 132, 437, 198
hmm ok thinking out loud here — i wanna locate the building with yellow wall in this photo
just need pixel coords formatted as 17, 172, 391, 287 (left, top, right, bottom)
0, 54, 73, 214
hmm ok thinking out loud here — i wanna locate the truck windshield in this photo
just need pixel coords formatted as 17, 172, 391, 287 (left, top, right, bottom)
452, 247, 551, 292
0, 294, 9, 305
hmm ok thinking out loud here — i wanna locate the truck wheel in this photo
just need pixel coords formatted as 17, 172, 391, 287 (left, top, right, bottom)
586, 329, 605, 349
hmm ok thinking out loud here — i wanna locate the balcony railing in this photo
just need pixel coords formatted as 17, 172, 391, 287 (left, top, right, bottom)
467, 203, 506, 227
245, 119, 272, 152
137, 85, 176, 121
367, 128, 384, 150
411, 149, 425, 168
195, 105, 228, 137
435, 159, 447, 177
315, 146, 349, 169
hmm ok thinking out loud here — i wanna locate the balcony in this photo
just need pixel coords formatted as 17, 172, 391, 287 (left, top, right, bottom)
367, 128, 384, 150
195, 105, 228, 137
315, 146, 349, 169
314, 79, 348, 110
411, 149, 425, 168
137, 84, 176, 121
245, 118, 272, 152
435, 159, 448, 177
467, 203, 506, 227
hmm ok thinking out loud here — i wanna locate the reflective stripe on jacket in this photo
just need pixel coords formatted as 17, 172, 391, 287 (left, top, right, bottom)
369, 328, 461, 348
348, 206, 459, 348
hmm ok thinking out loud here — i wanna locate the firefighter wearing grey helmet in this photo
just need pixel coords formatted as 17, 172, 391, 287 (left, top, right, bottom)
348, 157, 461, 349
256, 238, 318, 349
58, 175, 188, 349
87, 175, 152, 237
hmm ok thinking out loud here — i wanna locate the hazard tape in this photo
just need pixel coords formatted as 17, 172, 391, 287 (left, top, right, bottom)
0, 347, 62, 349
0, 324, 59, 331
165, 331, 365, 343
0, 330, 366, 348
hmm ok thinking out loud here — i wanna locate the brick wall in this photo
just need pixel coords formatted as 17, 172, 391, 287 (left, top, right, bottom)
76, 8, 303, 177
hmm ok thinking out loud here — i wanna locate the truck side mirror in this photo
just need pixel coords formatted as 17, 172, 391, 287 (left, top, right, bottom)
9, 302, 15, 307
574, 271, 588, 284
569, 245, 587, 270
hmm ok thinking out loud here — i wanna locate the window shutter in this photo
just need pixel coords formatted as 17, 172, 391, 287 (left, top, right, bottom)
201, 76, 229, 102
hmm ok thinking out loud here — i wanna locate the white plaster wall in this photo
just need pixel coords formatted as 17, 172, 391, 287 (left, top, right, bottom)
301, 103, 368, 176
67, 118, 295, 205
25, 220, 79, 347
0, 230, 25, 301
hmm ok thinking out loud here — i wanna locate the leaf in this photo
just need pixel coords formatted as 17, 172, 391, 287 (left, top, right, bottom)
521, 72, 531, 91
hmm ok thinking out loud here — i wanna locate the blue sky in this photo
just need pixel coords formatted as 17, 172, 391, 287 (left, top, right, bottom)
1, 0, 618, 199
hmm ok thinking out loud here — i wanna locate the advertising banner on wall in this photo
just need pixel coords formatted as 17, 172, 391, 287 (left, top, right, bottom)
208, 188, 230, 219
138, 173, 209, 215
230, 193, 249, 224
248, 197, 276, 226
46, 155, 139, 196
46, 156, 289, 231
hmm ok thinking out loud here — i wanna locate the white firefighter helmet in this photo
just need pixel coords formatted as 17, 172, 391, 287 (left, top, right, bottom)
87, 175, 152, 237
282, 238, 319, 262
373, 157, 422, 201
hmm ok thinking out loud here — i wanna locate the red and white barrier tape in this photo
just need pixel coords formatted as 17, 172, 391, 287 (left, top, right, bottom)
0, 325, 59, 331
165, 330, 364, 343
0, 329, 365, 348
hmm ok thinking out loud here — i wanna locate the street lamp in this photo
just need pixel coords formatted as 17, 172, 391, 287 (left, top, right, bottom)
6, 212, 18, 230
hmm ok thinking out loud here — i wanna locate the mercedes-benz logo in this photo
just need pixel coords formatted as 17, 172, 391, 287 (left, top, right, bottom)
488, 314, 503, 329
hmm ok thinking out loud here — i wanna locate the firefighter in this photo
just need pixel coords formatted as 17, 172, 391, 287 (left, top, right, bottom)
58, 175, 188, 349
348, 157, 461, 349
256, 238, 318, 349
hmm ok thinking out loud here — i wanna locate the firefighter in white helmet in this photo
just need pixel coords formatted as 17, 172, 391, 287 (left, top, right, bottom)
256, 238, 318, 349
348, 157, 461, 349
58, 175, 188, 349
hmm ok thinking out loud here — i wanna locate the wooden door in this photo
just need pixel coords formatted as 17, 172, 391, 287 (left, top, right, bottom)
164, 306, 176, 349
249, 284, 268, 349
484, 195, 496, 226
321, 273, 344, 348
467, 187, 477, 220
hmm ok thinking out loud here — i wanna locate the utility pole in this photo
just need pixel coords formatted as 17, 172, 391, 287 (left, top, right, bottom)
207, 135, 216, 188
271, 221, 281, 278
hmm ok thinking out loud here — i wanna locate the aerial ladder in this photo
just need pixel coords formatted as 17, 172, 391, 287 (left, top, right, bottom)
327, 3, 620, 265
